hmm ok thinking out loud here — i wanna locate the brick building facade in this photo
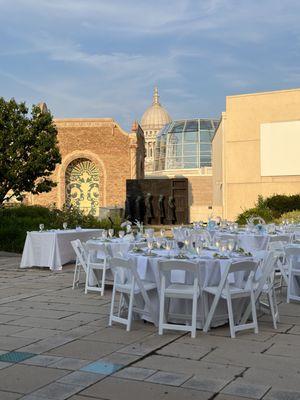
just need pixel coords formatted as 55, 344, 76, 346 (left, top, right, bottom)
26, 118, 145, 215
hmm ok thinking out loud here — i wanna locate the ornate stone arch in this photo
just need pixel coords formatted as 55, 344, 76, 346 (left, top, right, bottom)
58, 150, 106, 210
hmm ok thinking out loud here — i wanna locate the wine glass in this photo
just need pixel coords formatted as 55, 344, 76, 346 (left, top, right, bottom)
39, 223, 44, 232
195, 241, 203, 256
147, 239, 154, 255
184, 238, 190, 252
63, 222, 68, 230
220, 240, 228, 255
214, 238, 220, 251
119, 230, 125, 239
228, 239, 235, 254
156, 237, 163, 249
102, 230, 108, 240
165, 240, 172, 258
160, 228, 165, 237
108, 228, 114, 238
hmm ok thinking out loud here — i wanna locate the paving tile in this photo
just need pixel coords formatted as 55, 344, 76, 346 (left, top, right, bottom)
22, 355, 63, 367
99, 352, 141, 366
183, 376, 229, 392
81, 376, 213, 399
221, 378, 271, 399
0, 351, 36, 363
81, 360, 123, 375
26, 382, 83, 399
47, 339, 123, 360
49, 357, 90, 370
0, 390, 22, 400
58, 370, 105, 387
12, 327, 61, 340
135, 354, 245, 380
157, 342, 213, 360
114, 366, 156, 381
146, 371, 192, 386
0, 364, 68, 394
263, 389, 300, 399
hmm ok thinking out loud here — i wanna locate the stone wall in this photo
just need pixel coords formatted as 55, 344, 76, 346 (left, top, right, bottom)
28, 118, 144, 212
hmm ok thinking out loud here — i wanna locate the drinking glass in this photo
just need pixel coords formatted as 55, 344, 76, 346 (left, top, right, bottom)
102, 230, 108, 239
156, 237, 163, 249
39, 223, 44, 232
184, 238, 190, 252
214, 238, 220, 250
165, 240, 172, 258
108, 228, 114, 238
119, 230, 125, 239
160, 228, 165, 237
228, 239, 235, 254
195, 241, 203, 256
220, 241, 228, 255
63, 222, 68, 230
147, 239, 154, 255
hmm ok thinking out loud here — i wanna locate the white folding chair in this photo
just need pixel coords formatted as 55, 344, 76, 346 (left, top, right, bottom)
267, 238, 290, 286
109, 257, 157, 331
253, 251, 279, 329
286, 246, 300, 303
85, 242, 110, 296
203, 260, 259, 338
71, 239, 87, 289
157, 259, 200, 338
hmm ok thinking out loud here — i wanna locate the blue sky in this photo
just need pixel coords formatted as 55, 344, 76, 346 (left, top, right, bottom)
1, 0, 300, 130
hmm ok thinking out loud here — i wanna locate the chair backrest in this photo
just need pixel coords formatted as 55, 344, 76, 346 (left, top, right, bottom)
158, 259, 199, 287
258, 251, 277, 285
268, 235, 291, 244
110, 257, 134, 285
71, 239, 87, 269
268, 240, 285, 252
225, 260, 259, 290
285, 245, 300, 270
85, 242, 109, 261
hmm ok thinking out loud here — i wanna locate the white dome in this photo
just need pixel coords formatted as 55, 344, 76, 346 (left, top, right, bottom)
141, 87, 171, 130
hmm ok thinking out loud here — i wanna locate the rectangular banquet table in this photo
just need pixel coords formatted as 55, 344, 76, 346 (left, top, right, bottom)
20, 229, 104, 271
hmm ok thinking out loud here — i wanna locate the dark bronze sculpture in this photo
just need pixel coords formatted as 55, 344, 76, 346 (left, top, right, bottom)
158, 194, 166, 224
135, 195, 143, 222
145, 192, 154, 223
168, 195, 176, 224
124, 194, 132, 221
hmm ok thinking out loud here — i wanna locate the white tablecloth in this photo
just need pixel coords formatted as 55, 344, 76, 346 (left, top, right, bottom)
128, 249, 256, 329
20, 229, 104, 271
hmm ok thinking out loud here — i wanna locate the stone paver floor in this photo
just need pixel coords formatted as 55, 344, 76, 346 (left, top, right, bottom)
0, 253, 300, 400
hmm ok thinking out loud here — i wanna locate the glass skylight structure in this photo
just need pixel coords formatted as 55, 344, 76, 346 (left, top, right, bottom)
154, 119, 219, 171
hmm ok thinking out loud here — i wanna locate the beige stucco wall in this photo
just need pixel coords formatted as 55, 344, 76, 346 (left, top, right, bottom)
212, 112, 225, 217
213, 88, 300, 221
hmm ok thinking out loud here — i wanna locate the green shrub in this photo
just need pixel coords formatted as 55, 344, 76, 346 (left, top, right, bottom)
276, 210, 300, 224
0, 205, 121, 253
236, 206, 274, 225
264, 194, 300, 217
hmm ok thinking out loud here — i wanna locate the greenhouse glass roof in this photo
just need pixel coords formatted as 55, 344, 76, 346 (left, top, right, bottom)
154, 118, 219, 171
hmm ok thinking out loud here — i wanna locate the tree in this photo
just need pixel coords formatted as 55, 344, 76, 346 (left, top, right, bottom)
0, 98, 61, 205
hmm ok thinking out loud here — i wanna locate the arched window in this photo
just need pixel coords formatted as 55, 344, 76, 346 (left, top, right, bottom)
65, 158, 99, 215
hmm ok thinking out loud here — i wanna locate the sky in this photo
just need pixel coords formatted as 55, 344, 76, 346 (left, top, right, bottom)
1, 0, 300, 130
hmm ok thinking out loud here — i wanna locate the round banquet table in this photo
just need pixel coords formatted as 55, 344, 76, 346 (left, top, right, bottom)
126, 248, 258, 329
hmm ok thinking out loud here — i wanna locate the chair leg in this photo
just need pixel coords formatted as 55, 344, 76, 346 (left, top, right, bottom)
287, 272, 291, 303
72, 263, 78, 289
191, 294, 198, 338
101, 267, 106, 296
126, 288, 134, 332
273, 288, 279, 323
268, 291, 277, 329
158, 292, 165, 335
203, 292, 221, 333
250, 290, 258, 334
226, 295, 235, 338
109, 278, 117, 326
118, 293, 124, 317
84, 266, 89, 294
